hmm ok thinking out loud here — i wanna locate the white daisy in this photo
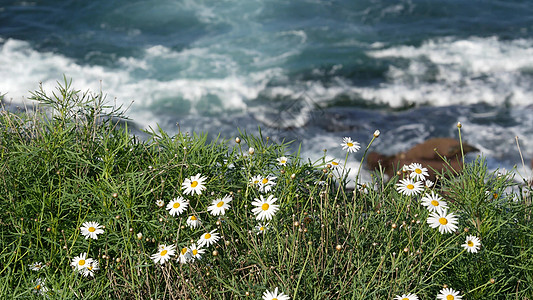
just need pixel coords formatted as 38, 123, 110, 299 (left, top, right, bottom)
29, 261, 46, 271
437, 288, 462, 300
396, 178, 424, 196
71, 252, 94, 271
155, 199, 165, 208
425, 180, 434, 188
255, 223, 269, 235
166, 196, 189, 216
33, 278, 48, 296
151, 244, 176, 265
186, 215, 201, 229
485, 190, 499, 201
420, 191, 448, 214
190, 243, 206, 260
250, 175, 262, 187
178, 246, 192, 264
82, 260, 99, 277
207, 195, 232, 216
394, 293, 419, 300
340, 137, 361, 153
181, 173, 207, 196
197, 229, 220, 248
259, 175, 277, 193
276, 156, 289, 165
408, 163, 429, 181
427, 210, 459, 234
330, 160, 341, 170
462, 235, 481, 253
262, 287, 290, 300
80, 221, 105, 240
251, 195, 280, 221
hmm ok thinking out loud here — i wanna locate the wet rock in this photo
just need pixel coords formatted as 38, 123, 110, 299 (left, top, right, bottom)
366, 138, 479, 181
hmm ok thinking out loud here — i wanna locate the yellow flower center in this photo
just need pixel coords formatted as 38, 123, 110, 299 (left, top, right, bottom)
402, 298, 408, 300
173, 202, 181, 208
439, 217, 448, 225
160, 250, 168, 256
415, 168, 422, 174
281, 159, 286, 163
262, 178, 269, 184
261, 203, 270, 211
78, 259, 85, 266
217, 201, 225, 207
205, 233, 211, 239
407, 184, 414, 190
332, 161, 339, 166
88, 265, 94, 271
467, 240, 474, 247
181, 248, 188, 255
347, 142, 353, 147
431, 200, 439, 207
191, 181, 198, 188
190, 216, 197, 221
253, 180, 259, 184
493, 193, 498, 198
260, 226, 265, 231
447, 295, 455, 300
88, 227, 95, 232
35, 285, 41, 290
192, 249, 198, 255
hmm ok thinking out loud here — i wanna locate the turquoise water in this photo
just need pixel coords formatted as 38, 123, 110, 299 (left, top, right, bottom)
1, 0, 533, 178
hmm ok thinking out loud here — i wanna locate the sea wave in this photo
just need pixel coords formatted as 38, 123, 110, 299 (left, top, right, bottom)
2, 36, 533, 132
364, 36, 533, 107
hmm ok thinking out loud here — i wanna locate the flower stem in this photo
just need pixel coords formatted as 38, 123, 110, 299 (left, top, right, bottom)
355, 135, 377, 189
424, 248, 466, 283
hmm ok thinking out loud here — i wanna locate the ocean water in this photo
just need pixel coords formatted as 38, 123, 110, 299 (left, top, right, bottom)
1, 0, 533, 181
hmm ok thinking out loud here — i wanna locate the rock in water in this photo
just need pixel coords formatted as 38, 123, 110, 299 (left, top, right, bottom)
366, 138, 478, 181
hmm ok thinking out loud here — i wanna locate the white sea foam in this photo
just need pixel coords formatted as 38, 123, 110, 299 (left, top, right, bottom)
365, 36, 533, 107
2, 36, 533, 132
259, 36, 533, 110
0, 39, 282, 129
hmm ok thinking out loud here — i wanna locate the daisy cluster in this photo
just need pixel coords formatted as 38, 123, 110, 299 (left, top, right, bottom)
27, 221, 105, 295
395, 162, 482, 252
147, 151, 289, 297
151, 173, 217, 265
393, 162, 483, 298
28, 263, 48, 296
27, 147, 291, 297
150, 169, 283, 265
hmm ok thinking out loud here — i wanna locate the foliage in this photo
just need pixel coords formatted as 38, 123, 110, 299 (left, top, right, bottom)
0, 80, 531, 299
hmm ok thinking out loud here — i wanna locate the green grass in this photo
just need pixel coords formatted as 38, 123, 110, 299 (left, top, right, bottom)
0, 79, 532, 299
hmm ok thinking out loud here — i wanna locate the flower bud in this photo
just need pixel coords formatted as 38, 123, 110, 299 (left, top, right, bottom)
373, 130, 380, 138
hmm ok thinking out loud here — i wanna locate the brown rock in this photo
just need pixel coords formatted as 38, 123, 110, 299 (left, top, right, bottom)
366, 138, 478, 181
